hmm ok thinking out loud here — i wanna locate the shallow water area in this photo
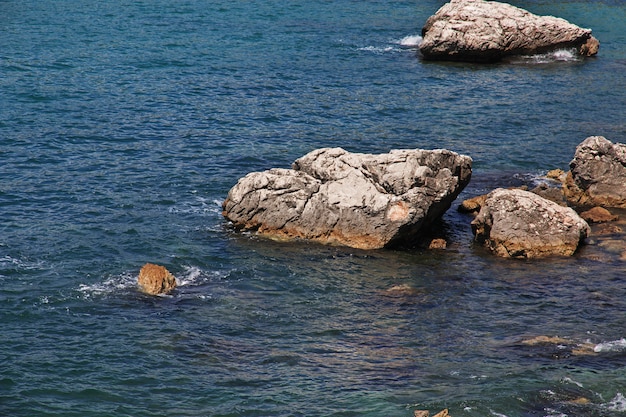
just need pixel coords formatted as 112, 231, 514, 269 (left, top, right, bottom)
1, 0, 626, 416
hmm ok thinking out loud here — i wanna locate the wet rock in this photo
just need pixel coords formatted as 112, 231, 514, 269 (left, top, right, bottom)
458, 194, 486, 214
529, 183, 567, 206
428, 238, 447, 249
546, 169, 566, 182
223, 147, 472, 250
471, 188, 590, 258
138, 263, 177, 295
563, 136, 626, 208
419, 0, 599, 62
580, 206, 619, 223
413, 410, 450, 417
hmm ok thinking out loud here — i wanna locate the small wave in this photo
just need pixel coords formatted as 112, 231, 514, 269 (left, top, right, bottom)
593, 338, 626, 353
511, 48, 581, 64
77, 272, 137, 297
0, 255, 46, 271
357, 45, 399, 54
397, 34, 423, 47
168, 197, 223, 216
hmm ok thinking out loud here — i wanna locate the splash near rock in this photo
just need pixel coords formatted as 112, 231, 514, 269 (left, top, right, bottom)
138, 263, 177, 295
419, 0, 599, 62
223, 147, 472, 250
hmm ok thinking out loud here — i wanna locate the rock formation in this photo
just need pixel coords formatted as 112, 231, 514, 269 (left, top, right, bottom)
223, 147, 472, 250
138, 263, 177, 295
580, 207, 619, 224
563, 136, 626, 209
419, 0, 599, 62
471, 188, 589, 258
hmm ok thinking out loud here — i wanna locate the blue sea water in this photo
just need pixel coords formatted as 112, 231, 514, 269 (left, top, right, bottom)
1, 0, 626, 416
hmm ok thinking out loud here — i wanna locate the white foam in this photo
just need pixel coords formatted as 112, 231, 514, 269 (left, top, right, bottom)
515, 49, 580, 64
605, 393, 626, 412
594, 338, 626, 353
77, 272, 137, 297
358, 45, 398, 54
168, 197, 223, 216
398, 34, 423, 47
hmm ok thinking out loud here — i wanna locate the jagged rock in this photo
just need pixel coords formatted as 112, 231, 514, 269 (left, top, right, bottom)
138, 263, 177, 295
580, 206, 619, 223
419, 0, 599, 62
223, 147, 472, 250
458, 194, 486, 213
471, 188, 590, 258
563, 136, 626, 208
546, 169, 566, 182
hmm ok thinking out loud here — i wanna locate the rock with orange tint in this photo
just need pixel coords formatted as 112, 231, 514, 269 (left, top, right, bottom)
138, 263, 177, 295
223, 147, 472, 249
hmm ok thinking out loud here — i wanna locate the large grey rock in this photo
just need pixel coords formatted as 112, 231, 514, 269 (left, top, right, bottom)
471, 188, 589, 258
420, 0, 599, 62
223, 147, 472, 250
563, 136, 626, 209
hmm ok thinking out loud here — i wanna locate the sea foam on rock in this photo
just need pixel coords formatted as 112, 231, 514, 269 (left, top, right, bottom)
222, 147, 472, 250
419, 0, 599, 62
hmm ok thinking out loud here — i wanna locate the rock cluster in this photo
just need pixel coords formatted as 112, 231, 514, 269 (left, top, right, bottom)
419, 0, 599, 62
138, 263, 177, 295
223, 147, 472, 250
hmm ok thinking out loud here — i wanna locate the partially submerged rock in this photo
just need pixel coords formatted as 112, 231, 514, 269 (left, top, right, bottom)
471, 188, 590, 258
138, 263, 177, 295
223, 147, 472, 250
563, 136, 626, 209
580, 206, 619, 224
420, 0, 599, 62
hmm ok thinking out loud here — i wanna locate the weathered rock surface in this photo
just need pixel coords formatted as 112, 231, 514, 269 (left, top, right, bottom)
420, 0, 599, 62
563, 136, 626, 209
471, 188, 590, 258
580, 206, 619, 224
223, 147, 472, 250
138, 263, 177, 295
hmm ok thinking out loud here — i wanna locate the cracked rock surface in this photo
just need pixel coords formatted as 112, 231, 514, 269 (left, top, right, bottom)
471, 188, 590, 258
223, 147, 472, 249
419, 0, 599, 62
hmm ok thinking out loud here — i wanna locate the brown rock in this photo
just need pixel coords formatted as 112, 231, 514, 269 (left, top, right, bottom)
138, 263, 177, 295
414, 411, 429, 417
432, 410, 449, 417
521, 335, 570, 346
428, 238, 447, 250
580, 206, 619, 223
458, 194, 486, 213
546, 169, 566, 182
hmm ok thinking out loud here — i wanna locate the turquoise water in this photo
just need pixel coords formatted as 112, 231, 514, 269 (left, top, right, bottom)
1, 0, 626, 416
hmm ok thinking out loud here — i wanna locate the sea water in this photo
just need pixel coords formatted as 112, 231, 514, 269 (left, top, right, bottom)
1, 0, 625, 416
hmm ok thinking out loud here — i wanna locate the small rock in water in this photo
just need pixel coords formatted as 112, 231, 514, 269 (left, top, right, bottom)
580, 206, 619, 223
428, 238, 447, 250
138, 263, 177, 295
